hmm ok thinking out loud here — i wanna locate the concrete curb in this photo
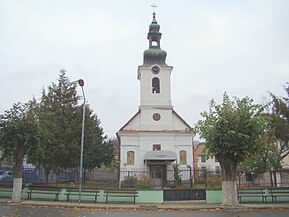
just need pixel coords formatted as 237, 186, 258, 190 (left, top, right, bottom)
1, 199, 289, 211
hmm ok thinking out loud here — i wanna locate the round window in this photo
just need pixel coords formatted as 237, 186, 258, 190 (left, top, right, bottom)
153, 113, 161, 121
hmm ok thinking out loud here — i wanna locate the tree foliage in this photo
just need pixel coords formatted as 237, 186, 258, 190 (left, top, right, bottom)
196, 93, 266, 167
172, 163, 182, 186
27, 70, 114, 179
267, 83, 289, 161
28, 71, 80, 175
238, 138, 282, 171
195, 93, 266, 205
0, 101, 39, 202
82, 108, 114, 170
0, 102, 38, 178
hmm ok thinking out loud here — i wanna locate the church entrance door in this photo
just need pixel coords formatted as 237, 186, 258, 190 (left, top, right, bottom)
150, 165, 166, 188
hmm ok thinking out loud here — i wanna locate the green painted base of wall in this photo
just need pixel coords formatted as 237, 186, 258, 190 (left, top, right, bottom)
2, 188, 289, 204
137, 190, 163, 203
17, 188, 164, 203
206, 189, 222, 203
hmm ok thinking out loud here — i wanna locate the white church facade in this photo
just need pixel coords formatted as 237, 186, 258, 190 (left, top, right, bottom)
117, 13, 195, 188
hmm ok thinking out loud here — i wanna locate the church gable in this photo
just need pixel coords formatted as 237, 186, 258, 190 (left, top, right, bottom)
119, 110, 141, 131
172, 110, 192, 130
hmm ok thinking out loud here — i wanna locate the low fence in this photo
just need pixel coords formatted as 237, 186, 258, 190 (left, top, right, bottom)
238, 170, 289, 188
1, 166, 289, 189
119, 169, 221, 189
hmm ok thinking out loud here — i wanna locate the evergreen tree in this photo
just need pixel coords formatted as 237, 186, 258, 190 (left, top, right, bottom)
28, 70, 114, 182
82, 108, 108, 170
29, 70, 80, 180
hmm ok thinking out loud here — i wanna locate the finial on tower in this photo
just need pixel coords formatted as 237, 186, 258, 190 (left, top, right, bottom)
150, 3, 158, 24
151, 3, 157, 15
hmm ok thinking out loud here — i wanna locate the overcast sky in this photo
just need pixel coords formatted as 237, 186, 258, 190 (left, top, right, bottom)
1, 1, 288, 139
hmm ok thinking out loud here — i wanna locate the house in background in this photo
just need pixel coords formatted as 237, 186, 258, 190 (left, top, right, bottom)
117, 13, 195, 188
194, 144, 220, 173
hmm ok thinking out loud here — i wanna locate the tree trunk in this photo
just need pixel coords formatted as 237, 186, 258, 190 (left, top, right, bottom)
12, 144, 25, 203
12, 178, 23, 203
217, 155, 239, 206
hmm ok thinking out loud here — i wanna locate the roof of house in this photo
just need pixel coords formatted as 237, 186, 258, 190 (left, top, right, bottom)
195, 144, 208, 156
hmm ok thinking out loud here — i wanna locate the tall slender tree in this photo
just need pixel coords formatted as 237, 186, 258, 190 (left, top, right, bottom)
28, 70, 114, 182
28, 70, 80, 181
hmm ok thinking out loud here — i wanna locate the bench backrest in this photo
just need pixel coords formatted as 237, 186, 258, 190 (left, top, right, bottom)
104, 189, 138, 195
66, 188, 99, 193
28, 186, 62, 192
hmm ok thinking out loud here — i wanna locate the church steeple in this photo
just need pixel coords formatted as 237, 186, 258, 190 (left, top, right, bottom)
143, 12, 167, 66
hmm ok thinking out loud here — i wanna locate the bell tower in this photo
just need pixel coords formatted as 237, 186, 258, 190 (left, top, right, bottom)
137, 12, 173, 110
137, 12, 174, 130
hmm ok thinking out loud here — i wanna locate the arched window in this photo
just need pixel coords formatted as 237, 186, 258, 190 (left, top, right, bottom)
152, 77, 160, 93
179, 150, 187, 165
127, 151, 135, 165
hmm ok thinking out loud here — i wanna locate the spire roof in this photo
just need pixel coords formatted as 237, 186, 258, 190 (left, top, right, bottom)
142, 12, 167, 66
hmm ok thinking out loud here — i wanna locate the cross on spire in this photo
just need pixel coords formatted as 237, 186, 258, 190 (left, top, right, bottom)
150, 3, 157, 13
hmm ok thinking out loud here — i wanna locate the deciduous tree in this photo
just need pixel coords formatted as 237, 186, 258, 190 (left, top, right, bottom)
267, 84, 289, 162
195, 93, 266, 206
0, 101, 38, 202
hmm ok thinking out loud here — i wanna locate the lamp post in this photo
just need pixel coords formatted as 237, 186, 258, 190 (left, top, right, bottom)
78, 79, 85, 203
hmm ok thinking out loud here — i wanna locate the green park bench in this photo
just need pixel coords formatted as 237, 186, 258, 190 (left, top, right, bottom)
27, 185, 62, 201
65, 187, 100, 202
104, 188, 138, 204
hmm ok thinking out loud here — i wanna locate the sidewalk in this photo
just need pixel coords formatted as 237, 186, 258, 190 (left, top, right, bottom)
1, 198, 289, 211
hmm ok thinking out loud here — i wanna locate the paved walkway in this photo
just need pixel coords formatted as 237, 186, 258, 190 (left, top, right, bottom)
1, 198, 289, 211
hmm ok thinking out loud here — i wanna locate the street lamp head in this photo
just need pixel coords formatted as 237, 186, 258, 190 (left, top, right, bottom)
78, 79, 84, 87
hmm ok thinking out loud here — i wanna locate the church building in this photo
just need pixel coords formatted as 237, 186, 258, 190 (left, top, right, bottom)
117, 13, 195, 188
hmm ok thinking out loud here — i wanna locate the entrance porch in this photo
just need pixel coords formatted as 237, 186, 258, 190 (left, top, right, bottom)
144, 150, 177, 188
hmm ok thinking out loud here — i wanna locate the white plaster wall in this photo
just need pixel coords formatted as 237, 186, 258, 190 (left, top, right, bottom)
138, 66, 173, 107
171, 114, 189, 130
140, 109, 172, 130
121, 112, 141, 130
119, 132, 193, 177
